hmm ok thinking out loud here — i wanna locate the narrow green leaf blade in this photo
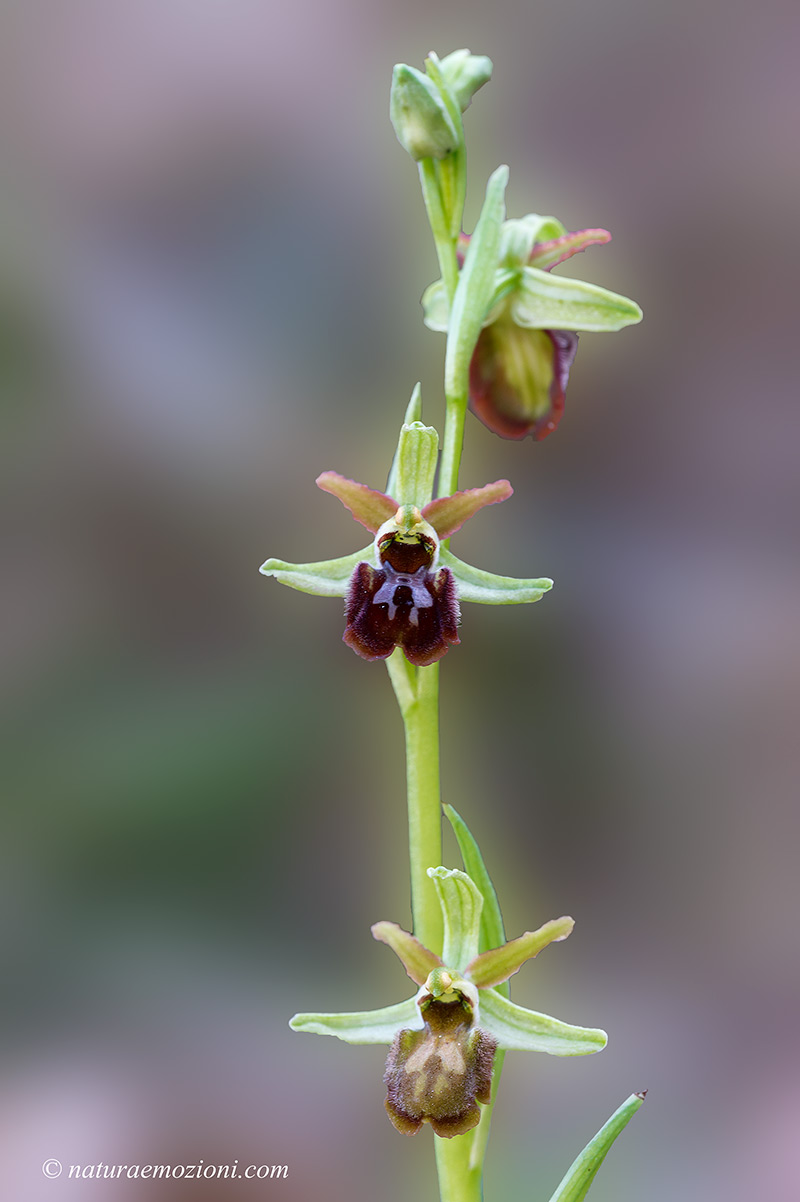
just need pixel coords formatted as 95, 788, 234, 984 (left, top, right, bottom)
443, 804, 506, 959
546, 1092, 646, 1202
445, 165, 508, 399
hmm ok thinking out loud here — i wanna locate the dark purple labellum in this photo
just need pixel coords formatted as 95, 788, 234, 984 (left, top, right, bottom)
343, 561, 460, 666
384, 999, 497, 1138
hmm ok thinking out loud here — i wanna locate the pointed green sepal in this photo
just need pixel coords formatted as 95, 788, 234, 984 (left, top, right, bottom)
422, 479, 512, 540
290, 997, 420, 1044
546, 1092, 646, 1202
386, 384, 424, 498
479, 988, 607, 1055
428, 866, 483, 970
440, 548, 553, 605
512, 266, 642, 332
466, 917, 574, 988
437, 48, 493, 112
445, 165, 508, 399
393, 417, 440, 508
390, 63, 460, 161
316, 472, 397, 533
444, 805, 507, 969
259, 547, 371, 597
371, 921, 443, 986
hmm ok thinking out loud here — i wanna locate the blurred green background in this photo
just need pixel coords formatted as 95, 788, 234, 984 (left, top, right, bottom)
2, 0, 798, 1198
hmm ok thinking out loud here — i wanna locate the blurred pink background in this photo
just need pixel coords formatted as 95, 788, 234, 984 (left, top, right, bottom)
2, 0, 799, 1198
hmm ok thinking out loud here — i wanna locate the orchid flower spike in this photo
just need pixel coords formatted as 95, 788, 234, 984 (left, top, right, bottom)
290, 866, 607, 1138
260, 390, 552, 666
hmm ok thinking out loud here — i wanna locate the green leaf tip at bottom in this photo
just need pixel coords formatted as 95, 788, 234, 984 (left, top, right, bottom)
546, 1091, 647, 1202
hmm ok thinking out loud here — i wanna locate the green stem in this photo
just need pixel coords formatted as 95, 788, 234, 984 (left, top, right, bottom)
386, 653, 444, 956
435, 1135, 484, 1202
438, 387, 468, 500
419, 159, 460, 308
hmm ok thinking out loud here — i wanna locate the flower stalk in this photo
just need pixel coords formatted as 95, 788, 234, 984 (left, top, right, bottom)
263, 47, 645, 1202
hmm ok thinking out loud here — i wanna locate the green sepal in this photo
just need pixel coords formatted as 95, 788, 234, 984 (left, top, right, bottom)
371, 920, 443, 986
428, 866, 483, 970
437, 48, 493, 112
478, 989, 608, 1056
466, 917, 574, 988
546, 1092, 646, 1202
390, 63, 460, 161
500, 214, 568, 266
385, 384, 422, 497
440, 548, 553, 605
393, 418, 440, 509
444, 165, 508, 400
259, 546, 370, 597
512, 266, 642, 332
290, 997, 420, 1044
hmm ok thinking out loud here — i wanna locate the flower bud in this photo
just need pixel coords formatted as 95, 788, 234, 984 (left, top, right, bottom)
437, 49, 493, 112
390, 64, 460, 161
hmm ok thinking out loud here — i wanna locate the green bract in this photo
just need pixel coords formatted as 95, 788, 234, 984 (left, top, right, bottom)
547, 1091, 646, 1202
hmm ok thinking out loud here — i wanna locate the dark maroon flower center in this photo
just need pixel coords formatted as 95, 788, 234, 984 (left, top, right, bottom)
343, 535, 460, 667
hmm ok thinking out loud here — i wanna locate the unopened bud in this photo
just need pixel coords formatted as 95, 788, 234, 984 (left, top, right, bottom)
438, 49, 493, 112
390, 64, 460, 161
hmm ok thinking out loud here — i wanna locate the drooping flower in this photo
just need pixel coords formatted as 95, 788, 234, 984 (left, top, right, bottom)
290, 866, 607, 1138
260, 397, 553, 666
423, 214, 642, 440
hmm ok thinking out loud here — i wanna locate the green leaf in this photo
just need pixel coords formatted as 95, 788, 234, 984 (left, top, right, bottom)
290, 997, 420, 1044
479, 989, 607, 1055
512, 266, 642, 332
428, 866, 483, 970
466, 917, 574, 988
440, 548, 553, 605
371, 920, 443, 986
259, 547, 370, 597
445, 165, 508, 400
546, 1092, 646, 1202
443, 805, 507, 964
